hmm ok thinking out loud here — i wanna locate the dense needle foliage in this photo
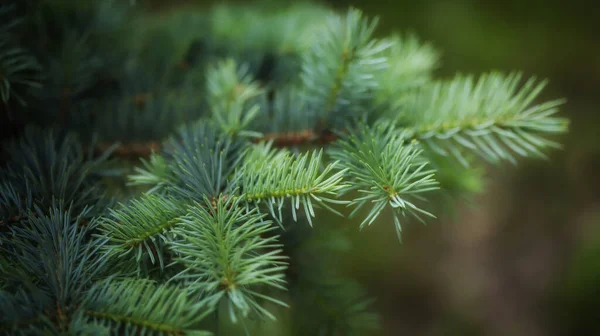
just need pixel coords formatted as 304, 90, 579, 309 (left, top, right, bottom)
0, 0, 568, 335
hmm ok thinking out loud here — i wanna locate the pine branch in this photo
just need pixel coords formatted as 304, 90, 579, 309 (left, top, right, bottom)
375, 33, 440, 108
233, 147, 348, 227
80, 278, 211, 336
169, 196, 288, 323
0, 180, 33, 225
329, 123, 439, 240
97, 194, 187, 276
0, 32, 42, 107
397, 72, 569, 165
1, 126, 113, 216
127, 152, 169, 193
206, 59, 263, 138
1, 203, 109, 329
162, 120, 244, 200
300, 8, 391, 128
0, 2, 573, 334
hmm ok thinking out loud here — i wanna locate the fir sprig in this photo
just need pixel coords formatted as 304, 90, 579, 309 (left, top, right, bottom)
80, 278, 211, 336
163, 120, 243, 200
169, 196, 288, 323
0, 1, 570, 334
127, 152, 169, 193
300, 8, 391, 127
375, 33, 439, 108
234, 148, 348, 226
329, 123, 439, 239
0, 181, 33, 226
397, 72, 569, 165
0, 35, 42, 107
206, 59, 263, 138
98, 194, 187, 275
1, 127, 113, 217
1, 204, 109, 330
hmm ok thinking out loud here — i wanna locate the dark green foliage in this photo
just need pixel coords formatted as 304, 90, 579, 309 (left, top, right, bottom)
0, 126, 112, 217
170, 196, 288, 322
0, 1, 568, 335
300, 8, 391, 128
0, 3, 42, 108
329, 123, 439, 239
79, 278, 211, 336
98, 194, 187, 276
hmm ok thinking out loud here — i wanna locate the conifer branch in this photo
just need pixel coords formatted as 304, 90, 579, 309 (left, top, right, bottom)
0, 3, 42, 108
206, 59, 263, 138
0, 38, 42, 107
329, 123, 439, 240
98, 194, 187, 275
397, 72, 569, 165
0, 2, 571, 334
169, 196, 288, 323
80, 278, 211, 335
375, 33, 440, 108
0, 181, 33, 225
1, 204, 109, 322
127, 152, 169, 192
2, 127, 114, 216
233, 147, 348, 227
300, 8, 391, 128
163, 121, 243, 200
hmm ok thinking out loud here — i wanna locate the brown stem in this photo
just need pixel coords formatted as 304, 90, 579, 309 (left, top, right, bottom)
95, 141, 161, 159
95, 129, 340, 159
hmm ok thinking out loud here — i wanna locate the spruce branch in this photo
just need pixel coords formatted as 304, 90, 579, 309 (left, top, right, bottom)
98, 194, 187, 276
162, 120, 244, 200
329, 123, 439, 240
127, 152, 169, 193
80, 278, 212, 336
0, 181, 33, 225
233, 147, 348, 227
397, 72, 569, 165
0, 36, 42, 107
206, 59, 263, 138
376, 33, 440, 108
0, 2, 573, 334
2, 127, 110, 215
300, 8, 391, 128
1, 126, 113, 216
169, 196, 288, 323
1, 203, 109, 329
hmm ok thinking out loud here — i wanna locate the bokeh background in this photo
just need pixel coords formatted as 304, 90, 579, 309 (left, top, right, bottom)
146, 1, 600, 335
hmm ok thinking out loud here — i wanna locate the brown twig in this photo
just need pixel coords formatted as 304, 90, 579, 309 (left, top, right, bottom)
95, 129, 340, 159
256, 129, 339, 146
95, 141, 161, 159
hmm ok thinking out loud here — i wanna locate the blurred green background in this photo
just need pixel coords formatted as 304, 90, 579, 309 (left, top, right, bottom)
151, 1, 600, 335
